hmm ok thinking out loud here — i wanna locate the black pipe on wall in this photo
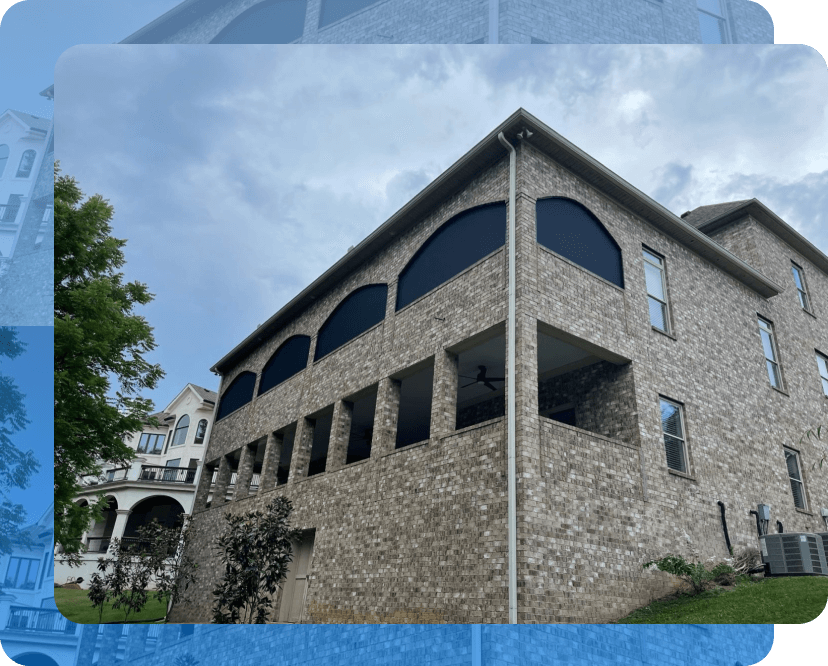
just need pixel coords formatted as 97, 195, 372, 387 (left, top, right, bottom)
717, 501, 733, 554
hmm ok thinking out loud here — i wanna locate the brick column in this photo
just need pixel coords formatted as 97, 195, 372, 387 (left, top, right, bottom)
430, 349, 459, 438
212, 455, 232, 507
124, 624, 150, 662
233, 441, 256, 501
372, 376, 401, 457
154, 624, 181, 655
98, 625, 122, 665
327, 399, 353, 471
193, 459, 215, 512
288, 417, 315, 483
75, 624, 100, 666
258, 431, 281, 492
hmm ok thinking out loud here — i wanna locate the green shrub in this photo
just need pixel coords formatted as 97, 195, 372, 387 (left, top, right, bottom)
643, 554, 735, 595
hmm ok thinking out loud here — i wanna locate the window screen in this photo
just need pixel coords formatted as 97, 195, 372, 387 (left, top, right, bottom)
536, 197, 624, 288
816, 352, 828, 396
660, 398, 687, 473
758, 317, 782, 389
259, 335, 311, 394
784, 448, 806, 509
315, 284, 387, 360
217, 371, 257, 420
791, 263, 811, 311
643, 249, 669, 332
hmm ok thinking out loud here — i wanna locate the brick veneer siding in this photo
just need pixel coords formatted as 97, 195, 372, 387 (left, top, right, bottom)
124, 0, 773, 45
173, 122, 827, 624
99, 624, 772, 666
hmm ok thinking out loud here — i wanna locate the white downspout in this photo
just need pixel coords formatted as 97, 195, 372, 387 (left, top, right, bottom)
497, 131, 517, 624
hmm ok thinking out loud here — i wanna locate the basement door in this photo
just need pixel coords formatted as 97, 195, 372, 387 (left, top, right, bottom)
278, 531, 315, 623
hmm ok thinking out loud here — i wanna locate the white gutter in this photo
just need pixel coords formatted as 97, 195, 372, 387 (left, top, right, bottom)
497, 131, 517, 625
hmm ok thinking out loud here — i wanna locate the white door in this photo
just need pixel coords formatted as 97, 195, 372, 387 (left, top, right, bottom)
278, 532, 315, 623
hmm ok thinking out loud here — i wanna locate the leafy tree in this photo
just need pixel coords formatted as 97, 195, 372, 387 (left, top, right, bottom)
88, 537, 154, 623
0, 327, 37, 558
54, 163, 164, 551
139, 518, 199, 621
212, 497, 299, 623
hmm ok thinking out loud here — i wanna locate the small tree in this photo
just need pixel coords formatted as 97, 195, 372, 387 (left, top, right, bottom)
138, 519, 199, 621
212, 497, 299, 624
88, 537, 155, 623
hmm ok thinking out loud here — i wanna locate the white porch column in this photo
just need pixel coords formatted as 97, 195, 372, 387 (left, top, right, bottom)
112, 509, 132, 541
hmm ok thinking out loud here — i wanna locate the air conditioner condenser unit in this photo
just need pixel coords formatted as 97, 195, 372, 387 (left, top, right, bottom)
759, 533, 828, 576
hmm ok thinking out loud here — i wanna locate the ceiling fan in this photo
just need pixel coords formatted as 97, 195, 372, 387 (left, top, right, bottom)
460, 365, 505, 391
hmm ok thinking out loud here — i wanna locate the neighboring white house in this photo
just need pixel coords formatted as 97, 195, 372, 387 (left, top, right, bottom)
0, 109, 51, 260
55, 384, 218, 587
0, 503, 80, 666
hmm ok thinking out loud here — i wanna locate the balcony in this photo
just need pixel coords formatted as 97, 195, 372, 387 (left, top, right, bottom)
5, 606, 76, 635
82, 465, 197, 487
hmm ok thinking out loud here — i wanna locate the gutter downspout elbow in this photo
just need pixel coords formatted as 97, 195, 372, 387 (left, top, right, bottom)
498, 131, 517, 625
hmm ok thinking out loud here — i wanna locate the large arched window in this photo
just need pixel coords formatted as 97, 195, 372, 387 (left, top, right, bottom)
536, 197, 624, 288
171, 415, 190, 447
211, 0, 306, 43
216, 371, 257, 420
259, 335, 311, 395
314, 284, 387, 361
396, 202, 506, 311
0, 145, 8, 177
16, 150, 36, 178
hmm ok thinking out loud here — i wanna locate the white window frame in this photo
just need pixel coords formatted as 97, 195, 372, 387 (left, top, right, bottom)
659, 397, 688, 474
643, 247, 671, 334
697, 0, 731, 43
816, 351, 828, 397
791, 262, 812, 312
758, 316, 783, 389
783, 447, 807, 510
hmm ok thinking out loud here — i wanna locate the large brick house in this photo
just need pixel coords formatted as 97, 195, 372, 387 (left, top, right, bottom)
120, 0, 773, 46
172, 108, 828, 624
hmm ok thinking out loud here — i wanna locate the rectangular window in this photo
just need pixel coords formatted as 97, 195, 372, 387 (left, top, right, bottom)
758, 317, 783, 389
643, 248, 670, 333
137, 433, 150, 453
816, 352, 828, 396
791, 263, 811, 312
697, 0, 728, 43
784, 447, 807, 509
138, 433, 164, 454
4, 557, 40, 590
659, 398, 687, 473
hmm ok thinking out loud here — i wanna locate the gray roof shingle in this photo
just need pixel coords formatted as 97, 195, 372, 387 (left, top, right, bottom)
681, 200, 752, 228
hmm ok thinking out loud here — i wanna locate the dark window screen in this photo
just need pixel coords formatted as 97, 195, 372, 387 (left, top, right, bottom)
259, 335, 311, 395
319, 0, 379, 27
314, 284, 387, 360
536, 197, 624, 288
307, 410, 333, 476
277, 426, 295, 485
216, 371, 257, 420
346, 389, 377, 464
396, 202, 506, 311
211, 0, 306, 43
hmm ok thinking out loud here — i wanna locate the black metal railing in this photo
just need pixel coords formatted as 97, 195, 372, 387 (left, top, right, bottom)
6, 606, 76, 634
82, 466, 130, 485
0, 204, 20, 224
85, 536, 177, 556
139, 465, 197, 484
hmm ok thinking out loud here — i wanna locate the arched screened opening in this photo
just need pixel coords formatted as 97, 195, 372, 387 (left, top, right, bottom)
11, 654, 61, 666
216, 371, 257, 420
171, 414, 190, 447
16, 149, 36, 178
0, 144, 8, 177
211, 0, 306, 43
87, 497, 117, 553
536, 197, 624, 288
314, 284, 388, 361
259, 335, 311, 395
124, 496, 185, 540
396, 202, 507, 310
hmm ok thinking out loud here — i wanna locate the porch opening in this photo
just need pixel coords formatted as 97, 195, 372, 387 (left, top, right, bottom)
394, 361, 434, 448
345, 385, 377, 464
456, 332, 506, 430
307, 407, 334, 476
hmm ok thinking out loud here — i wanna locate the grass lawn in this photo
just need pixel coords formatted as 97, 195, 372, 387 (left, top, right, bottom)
618, 576, 828, 623
55, 587, 168, 624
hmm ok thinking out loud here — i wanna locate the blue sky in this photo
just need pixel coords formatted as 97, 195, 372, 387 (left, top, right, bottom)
54, 44, 828, 414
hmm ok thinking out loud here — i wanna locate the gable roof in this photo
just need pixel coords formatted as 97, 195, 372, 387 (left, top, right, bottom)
1, 109, 50, 133
682, 198, 828, 277
190, 384, 218, 404
212, 108, 783, 374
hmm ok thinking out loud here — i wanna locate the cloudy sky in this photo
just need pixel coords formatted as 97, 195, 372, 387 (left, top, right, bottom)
54, 44, 828, 412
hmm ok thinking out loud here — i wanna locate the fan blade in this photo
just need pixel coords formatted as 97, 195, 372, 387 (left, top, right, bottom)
460, 381, 478, 389
486, 377, 505, 382
484, 381, 498, 391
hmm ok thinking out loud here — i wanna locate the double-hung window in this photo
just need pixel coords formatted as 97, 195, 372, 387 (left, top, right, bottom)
817, 351, 828, 396
643, 248, 670, 333
784, 447, 806, 509
659, 398, 688, 473
791, 263, 811, 312
758, 317, 783, 389
697, 0, 729, 43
